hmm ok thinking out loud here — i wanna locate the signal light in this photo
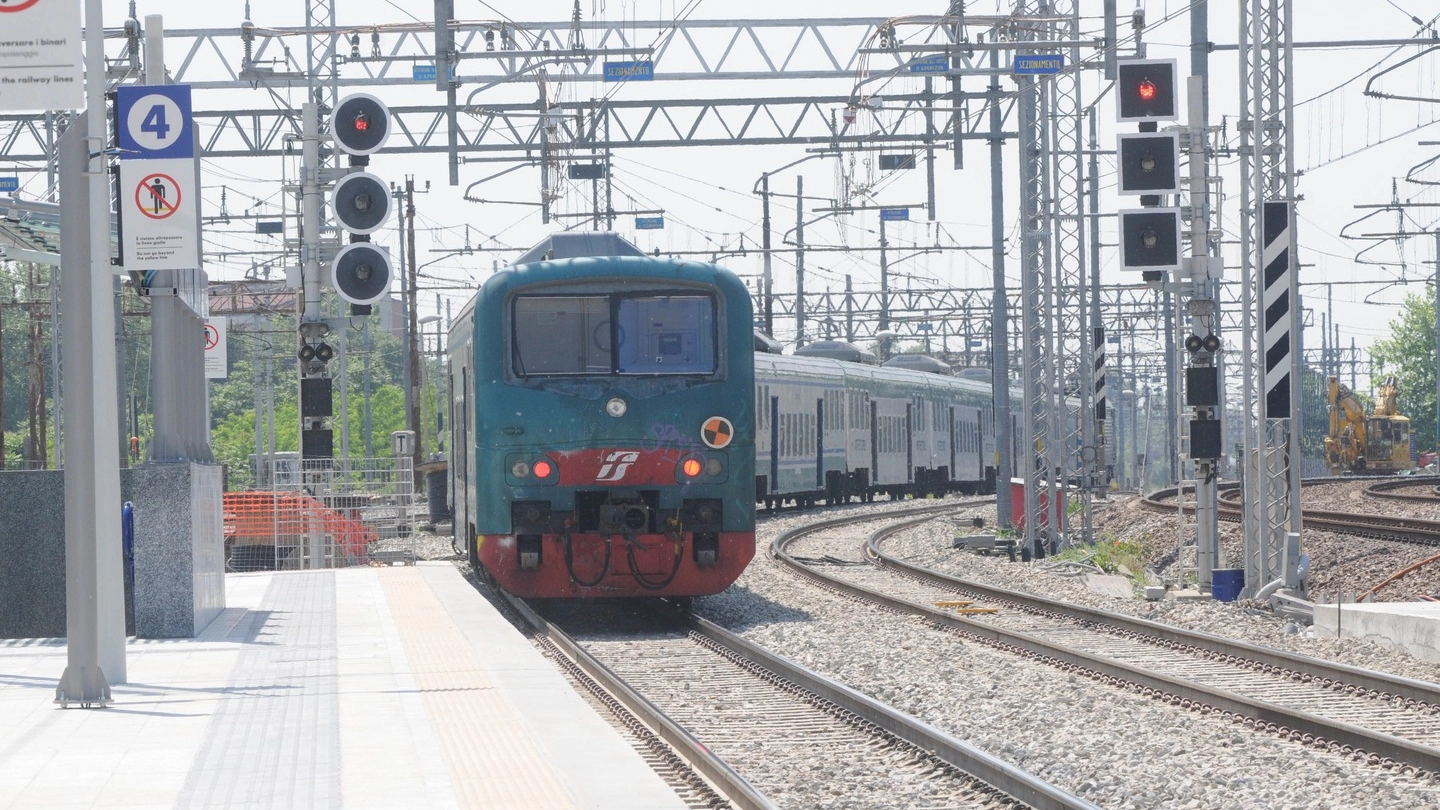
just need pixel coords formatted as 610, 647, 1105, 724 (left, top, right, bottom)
330, 93, 390, 156
298, 344, 316, 362
314, 342, 334, 363
1119, 208, 1183, 271
683, 458, 702, 477
331, 242, 392, 306
532, 460, 553, 479
1185, 334, 1204, 354
331, 172, 391, 234
1202, 334, 1221, 353
1116, 58, 1178, 122
1117, 133, 1180, 195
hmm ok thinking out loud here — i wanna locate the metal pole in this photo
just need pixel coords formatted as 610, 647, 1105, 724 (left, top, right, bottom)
406, 177, 422, 475
988, 45, 1012, 529
57, 0, 127, 702
761, 173, 773, 335
878, 215, 889, 334
363, 317, 374, 458
1434, 230, 1439, 457
794, 175, 805, 347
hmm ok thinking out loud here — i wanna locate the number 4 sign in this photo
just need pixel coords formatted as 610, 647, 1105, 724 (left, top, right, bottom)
116, 85, 194, 161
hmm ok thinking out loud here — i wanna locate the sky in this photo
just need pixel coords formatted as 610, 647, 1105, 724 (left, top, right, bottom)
16, 1, 1440, 388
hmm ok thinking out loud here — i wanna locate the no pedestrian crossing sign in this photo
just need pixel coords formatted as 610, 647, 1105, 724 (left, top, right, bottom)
120, 158, 198, 269
0, 0, 83, 112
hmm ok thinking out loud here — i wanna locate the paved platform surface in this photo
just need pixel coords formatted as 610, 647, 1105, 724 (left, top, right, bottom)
0, 563, 688, 809
1314, 599, 1440, 664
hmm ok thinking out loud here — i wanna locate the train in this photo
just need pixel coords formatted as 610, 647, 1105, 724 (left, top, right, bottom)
754, 342, 1017, 508
447, 234, 757, 599
447, 234, 1019, 599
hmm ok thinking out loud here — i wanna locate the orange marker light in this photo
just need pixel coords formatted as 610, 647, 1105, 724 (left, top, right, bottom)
533, 460, 553, 478
1137, 79, 1156, 101
682, 458, 702, 477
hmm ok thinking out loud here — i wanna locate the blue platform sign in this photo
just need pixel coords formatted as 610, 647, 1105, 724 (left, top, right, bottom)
1013, 54, 1065, 75
635, 216, 665, 230
909, 55, 949, 74
880, 208, 909, 222
116, 84, 194, 160
0, 177, 18, 193
605, 61, 654, 82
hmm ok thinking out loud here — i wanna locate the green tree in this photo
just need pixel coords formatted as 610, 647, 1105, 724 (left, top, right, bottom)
1369, 292, 1437, 454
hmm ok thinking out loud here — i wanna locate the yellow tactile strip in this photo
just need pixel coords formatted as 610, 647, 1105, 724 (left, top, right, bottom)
378, 567, 580, 810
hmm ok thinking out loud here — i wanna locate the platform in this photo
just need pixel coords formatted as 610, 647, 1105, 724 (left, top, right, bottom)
0, 563, 687, 809
1313, 600, 1440, 665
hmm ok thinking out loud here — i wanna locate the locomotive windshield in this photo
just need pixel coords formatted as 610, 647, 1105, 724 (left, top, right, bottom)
512, 293, 718, 376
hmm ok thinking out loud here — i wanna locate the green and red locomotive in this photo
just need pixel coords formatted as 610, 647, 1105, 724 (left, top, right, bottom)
448, 234, 755, 598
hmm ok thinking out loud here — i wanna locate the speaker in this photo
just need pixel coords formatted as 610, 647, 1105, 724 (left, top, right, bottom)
331, 171, 391, 234
1189, 418, 1222, 459
331, 242, 392, 305
301, 378, 333, 417
302, 428, 334, 460
1186, 366, 1219, 408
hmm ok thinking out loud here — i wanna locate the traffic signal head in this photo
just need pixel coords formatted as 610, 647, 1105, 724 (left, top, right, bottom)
331, 93, 391, 156
1119, 208, 1182, 271
1116, 58, 1178, 122
331, 242, 392, 305
331, 171, 391, 234
1117, 132, 1180, 195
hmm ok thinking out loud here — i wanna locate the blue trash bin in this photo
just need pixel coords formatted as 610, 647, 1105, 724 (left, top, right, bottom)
1212, 568, 1245, 602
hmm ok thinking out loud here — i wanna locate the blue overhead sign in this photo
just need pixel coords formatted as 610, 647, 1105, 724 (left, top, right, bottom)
605, 61, 654, 82
0, 177, 18, 193
116, 84, 194, 160
1013, 54, 1065, 75
413, 64, 437, 81
880, 208, 909, 222
635, 216, 665, 230
909, 55, 949, 74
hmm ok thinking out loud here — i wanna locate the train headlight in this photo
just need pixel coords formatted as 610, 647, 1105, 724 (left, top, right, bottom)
682, 458, 702, 477
532, 459, 553, 479
511, 460, 530, 478
606, 397, 627, 418
704, 457, 724, 476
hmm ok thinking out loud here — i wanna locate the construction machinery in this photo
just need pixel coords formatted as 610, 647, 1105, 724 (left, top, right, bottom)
1324, 375, 1414, 475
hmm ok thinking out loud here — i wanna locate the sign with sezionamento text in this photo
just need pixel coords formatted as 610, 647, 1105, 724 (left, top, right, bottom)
0, 0, 83, 112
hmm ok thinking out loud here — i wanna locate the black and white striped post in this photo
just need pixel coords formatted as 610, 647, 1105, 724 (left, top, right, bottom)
1094, 327, 1108, 487
1261, 201, 1292, 419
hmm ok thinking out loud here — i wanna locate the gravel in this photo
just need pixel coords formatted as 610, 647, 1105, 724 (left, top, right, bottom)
692, 503, 1440, 810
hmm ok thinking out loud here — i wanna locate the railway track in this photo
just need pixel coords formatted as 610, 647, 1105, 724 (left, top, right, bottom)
1143, 479, 1440, 547
492, 557, 1098, 810
1364, 478, 1440, 504
774, 508, 1440, 777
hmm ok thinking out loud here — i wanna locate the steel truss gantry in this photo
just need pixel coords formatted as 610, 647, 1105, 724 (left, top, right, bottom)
0, 16, 1003, 165
1239, 0, 1303, 596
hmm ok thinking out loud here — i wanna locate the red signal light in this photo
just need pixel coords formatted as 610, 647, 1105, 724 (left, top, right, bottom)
1137, 79, 1156, 102
533, 459, 553, 478
354, 112, 370, 132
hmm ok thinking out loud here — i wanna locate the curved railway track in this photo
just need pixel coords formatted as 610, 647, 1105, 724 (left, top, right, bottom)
1142, 479, 1440, 547
1364, 478, 1440, 504
491, 563, 1097, 810
774, 508, 1440, 777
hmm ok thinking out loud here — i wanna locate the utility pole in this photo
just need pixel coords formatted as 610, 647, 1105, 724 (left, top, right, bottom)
405, 176, 422, 476
794, 175, 805, 348
761, 173, 773, 335
987, 45, 1012, 529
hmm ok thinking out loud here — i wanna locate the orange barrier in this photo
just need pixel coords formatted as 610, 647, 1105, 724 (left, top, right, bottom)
224, 491, 377, 566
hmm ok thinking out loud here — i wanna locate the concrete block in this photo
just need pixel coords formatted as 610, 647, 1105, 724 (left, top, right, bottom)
1312, 601, 1440, 665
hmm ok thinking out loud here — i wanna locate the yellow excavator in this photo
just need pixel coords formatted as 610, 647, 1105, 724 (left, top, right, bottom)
1324, 375, 1414, 475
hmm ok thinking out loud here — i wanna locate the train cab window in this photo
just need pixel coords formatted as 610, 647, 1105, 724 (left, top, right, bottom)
615, 296, 716, 374
512, 295, 610, 374
512, 293, 717, 376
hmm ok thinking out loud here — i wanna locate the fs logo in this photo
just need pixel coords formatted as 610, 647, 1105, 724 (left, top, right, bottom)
595, 450, 641, 482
